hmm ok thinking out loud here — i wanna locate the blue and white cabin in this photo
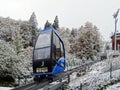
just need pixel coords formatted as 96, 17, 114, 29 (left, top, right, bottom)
33, 27, 66, 79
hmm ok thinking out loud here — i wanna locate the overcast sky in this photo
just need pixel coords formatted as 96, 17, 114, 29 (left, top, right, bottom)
0, 0, 120, 41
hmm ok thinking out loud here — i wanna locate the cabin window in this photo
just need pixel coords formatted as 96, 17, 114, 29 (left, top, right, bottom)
34, 47, 50, 60
35, 31, 51, 49
60, 42, 64, 57
34, 31, 51, 60
53, 32, 61, 60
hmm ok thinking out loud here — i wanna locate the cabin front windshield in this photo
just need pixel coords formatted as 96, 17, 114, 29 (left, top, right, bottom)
34, 31, 51, 60
35, 31, 51, 49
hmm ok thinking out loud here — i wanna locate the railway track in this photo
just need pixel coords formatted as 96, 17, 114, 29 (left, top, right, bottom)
12, 80, 49, 90
12, 59, 105, 90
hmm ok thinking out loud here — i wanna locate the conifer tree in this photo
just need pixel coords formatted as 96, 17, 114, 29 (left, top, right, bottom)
44, 20, 52, 29
29, 12, 38, 46
69, 22, 100, 60
29, 12, 38, 28
53, 16, 59, 29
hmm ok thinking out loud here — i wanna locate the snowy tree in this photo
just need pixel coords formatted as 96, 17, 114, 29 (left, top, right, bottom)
0, 40, 32, 83
29, 12, 38, 29
52, 16, 59, 29
29, 12, 38, 46
19, 21, 33, 48
0, 17, 33, 83
58, 27, 71, 52
44, 20, 52, 29
70, 28, 78, 37
0, 40, 20, 81
13, 31, 22, 55
69, 22, 101, 60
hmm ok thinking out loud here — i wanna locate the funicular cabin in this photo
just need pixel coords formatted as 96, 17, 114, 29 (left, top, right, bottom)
33, 27, 66, 80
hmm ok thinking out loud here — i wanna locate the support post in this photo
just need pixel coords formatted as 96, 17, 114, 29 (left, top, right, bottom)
114, 18, 117, 52
61, 84, 64, 90
24, 75, 27, 84
67, 75, 70, 83
79, 83, 82, 90
18, 76, 20, 85
113, 9, 119, 52
110, 63, 112, 79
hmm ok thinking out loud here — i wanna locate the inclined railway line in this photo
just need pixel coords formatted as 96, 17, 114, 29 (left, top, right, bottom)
12, 80, 49, 90
12, 59, 105, 90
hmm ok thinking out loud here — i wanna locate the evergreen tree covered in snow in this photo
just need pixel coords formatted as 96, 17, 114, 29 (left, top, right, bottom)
44, 20, 52, 29
0, 40, 19, 80
13, 31, 22, 55
58, 27, 71, 52
53, 16, 59, 29
29, 12, 38, 46
71, 28, 78, 37
69, 22, 100, 60
29, 12, 38, 28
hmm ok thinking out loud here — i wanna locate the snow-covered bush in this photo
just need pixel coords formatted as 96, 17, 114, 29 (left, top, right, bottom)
0, 40, 19, 78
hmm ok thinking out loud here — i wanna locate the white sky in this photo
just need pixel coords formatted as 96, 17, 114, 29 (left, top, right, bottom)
0, 0, 120, 41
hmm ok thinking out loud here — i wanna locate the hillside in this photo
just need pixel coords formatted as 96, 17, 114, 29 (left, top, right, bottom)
69, 56, 120, 90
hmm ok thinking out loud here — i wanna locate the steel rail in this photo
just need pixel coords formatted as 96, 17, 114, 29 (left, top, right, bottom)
12, 80, 49, 90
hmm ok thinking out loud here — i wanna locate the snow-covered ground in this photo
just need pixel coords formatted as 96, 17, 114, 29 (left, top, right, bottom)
0, 87, 13, 90
68, 56, 120, 90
